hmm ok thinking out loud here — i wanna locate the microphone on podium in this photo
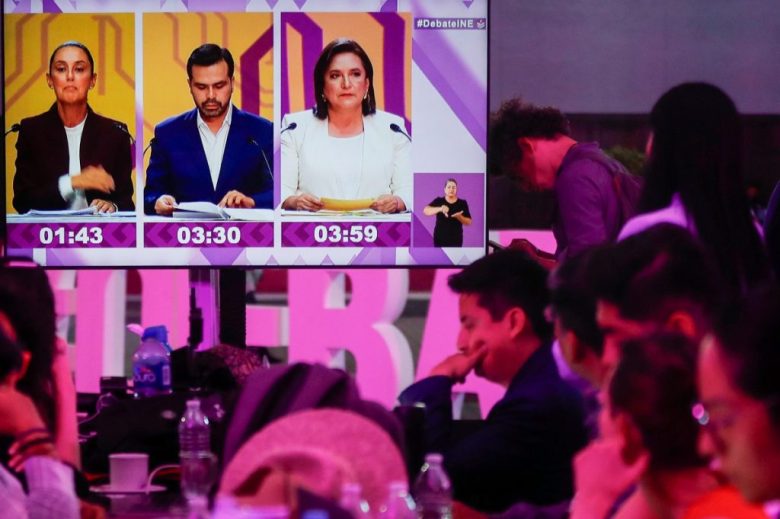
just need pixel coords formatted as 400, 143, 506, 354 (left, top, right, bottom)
248, 137, 274, 184
5, 123, 21, 137
390, 123, 412, 142
113, 122, 136, 145
143, 138, 156, 157
280, 121, 297, 135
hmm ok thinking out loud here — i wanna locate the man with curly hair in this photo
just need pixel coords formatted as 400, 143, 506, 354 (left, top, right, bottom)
490, 99, 641, 263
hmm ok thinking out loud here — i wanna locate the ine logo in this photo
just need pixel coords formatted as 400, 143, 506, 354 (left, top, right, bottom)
415, 17, 487, 30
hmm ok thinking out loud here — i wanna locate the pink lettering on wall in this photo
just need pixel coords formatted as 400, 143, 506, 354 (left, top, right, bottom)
287, 269, 413, 408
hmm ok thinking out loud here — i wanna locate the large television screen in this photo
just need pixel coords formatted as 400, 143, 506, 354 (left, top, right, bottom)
3, 0, 487, 267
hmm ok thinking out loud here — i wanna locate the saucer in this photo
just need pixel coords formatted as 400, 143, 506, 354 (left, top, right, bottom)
91, 484, 166, 494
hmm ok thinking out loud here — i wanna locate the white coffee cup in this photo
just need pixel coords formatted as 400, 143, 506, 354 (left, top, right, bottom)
109, 452, 149, 491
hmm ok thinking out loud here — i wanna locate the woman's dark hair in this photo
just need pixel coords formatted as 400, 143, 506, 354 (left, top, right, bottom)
313, 38, 376, 119
715, 284, 780, 426
609, 332, 706, 471
0, 327, 23, 381
488, 98, 570, 176
446, 178, 458, 186
0, 264, 58, 435
639, 82, 769, 295
49, 41, 95, 75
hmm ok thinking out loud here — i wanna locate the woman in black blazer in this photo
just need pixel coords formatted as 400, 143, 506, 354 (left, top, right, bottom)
12, 41, 133, 213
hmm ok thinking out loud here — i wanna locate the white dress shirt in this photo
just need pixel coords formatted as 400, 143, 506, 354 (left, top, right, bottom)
57, 115, 88, 209
196, 104, 233, 190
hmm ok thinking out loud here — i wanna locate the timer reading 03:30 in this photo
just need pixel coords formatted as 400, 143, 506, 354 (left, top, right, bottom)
176, 226, 241, 245
313, 224, 378, 244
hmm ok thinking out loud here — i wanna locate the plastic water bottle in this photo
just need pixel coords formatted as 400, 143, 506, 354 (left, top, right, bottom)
132, 325, 172, 398
380, 481, 416, 519
339, 482, 370, 518
179, 399, 216, 506
413, 454, 452, 519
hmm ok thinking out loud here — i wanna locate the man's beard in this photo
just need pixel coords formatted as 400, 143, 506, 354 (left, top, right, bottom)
198, 99, 228, 119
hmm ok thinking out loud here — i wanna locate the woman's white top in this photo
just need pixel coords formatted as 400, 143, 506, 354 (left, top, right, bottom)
280, 109, 412, 208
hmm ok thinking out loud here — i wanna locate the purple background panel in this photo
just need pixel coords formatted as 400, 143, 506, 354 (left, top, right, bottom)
7, 222, 136, 248
282, 221, 410, 247
144, 222, 273, 248
412, 173, 484, 248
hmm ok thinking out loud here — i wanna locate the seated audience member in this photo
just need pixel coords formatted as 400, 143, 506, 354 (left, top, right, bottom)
0, 262, 78, 467
588, 224, 721, 370
0, 328, 79, 519
489, 99, 641, 264
572, 333, 767, 519
698, 285, 780, 506
619, 82, 769, 297
548, 250, 606, 439
399, 250, 588, 512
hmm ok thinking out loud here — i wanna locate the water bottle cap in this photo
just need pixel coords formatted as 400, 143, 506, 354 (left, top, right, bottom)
142, 325, 168, 343
424, 453, 443, 464
301, 510, 328, 519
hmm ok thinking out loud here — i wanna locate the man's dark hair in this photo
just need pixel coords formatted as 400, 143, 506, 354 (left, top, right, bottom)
448, 249, 552, 343
589, 223, 721, 327
548, 250, 603, 356
49, 41, 95, 75
313, 38, 376, 120
610, 332, 706, 471
187, 44, 234, 79
715, 284, 780, 426
488, 98, 570, 176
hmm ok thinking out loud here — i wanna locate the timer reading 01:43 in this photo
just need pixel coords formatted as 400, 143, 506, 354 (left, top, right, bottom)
39, 226, 103, 245
313, 224, 378, 244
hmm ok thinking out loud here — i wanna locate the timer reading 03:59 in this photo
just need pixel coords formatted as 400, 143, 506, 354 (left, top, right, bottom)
313, 224, 378, 244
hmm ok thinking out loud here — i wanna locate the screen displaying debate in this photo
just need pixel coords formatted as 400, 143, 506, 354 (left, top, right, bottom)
3, 0, 487, 267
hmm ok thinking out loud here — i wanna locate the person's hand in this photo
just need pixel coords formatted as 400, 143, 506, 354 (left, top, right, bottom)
219, 190, 256, 209
71, 165, 115, 193
429, 347, 488, 383
570, 437, 648, 519
154, 195, 177, 216
90, 199, 116, 213
284, 193, 323, 212
440, 205, 450, 216
371, 194, 405, 213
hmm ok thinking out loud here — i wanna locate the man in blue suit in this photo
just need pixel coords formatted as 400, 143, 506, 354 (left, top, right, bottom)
399, 250, 587, 513
144, 44, 273, 215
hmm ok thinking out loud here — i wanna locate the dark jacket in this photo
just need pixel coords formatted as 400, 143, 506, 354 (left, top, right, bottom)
13, 104, 134, 213
143, 106, 273, 214
399, 345, 588, 513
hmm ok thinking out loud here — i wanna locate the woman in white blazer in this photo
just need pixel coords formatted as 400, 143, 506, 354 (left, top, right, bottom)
281, 38, 411, 213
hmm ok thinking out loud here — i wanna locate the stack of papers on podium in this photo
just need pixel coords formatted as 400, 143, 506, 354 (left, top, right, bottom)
26, 207, 98, 216
173, 202, 273, 221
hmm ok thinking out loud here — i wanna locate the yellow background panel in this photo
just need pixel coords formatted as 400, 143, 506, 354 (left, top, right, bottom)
4, 13, 136, 214
142, 12, 273, 175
